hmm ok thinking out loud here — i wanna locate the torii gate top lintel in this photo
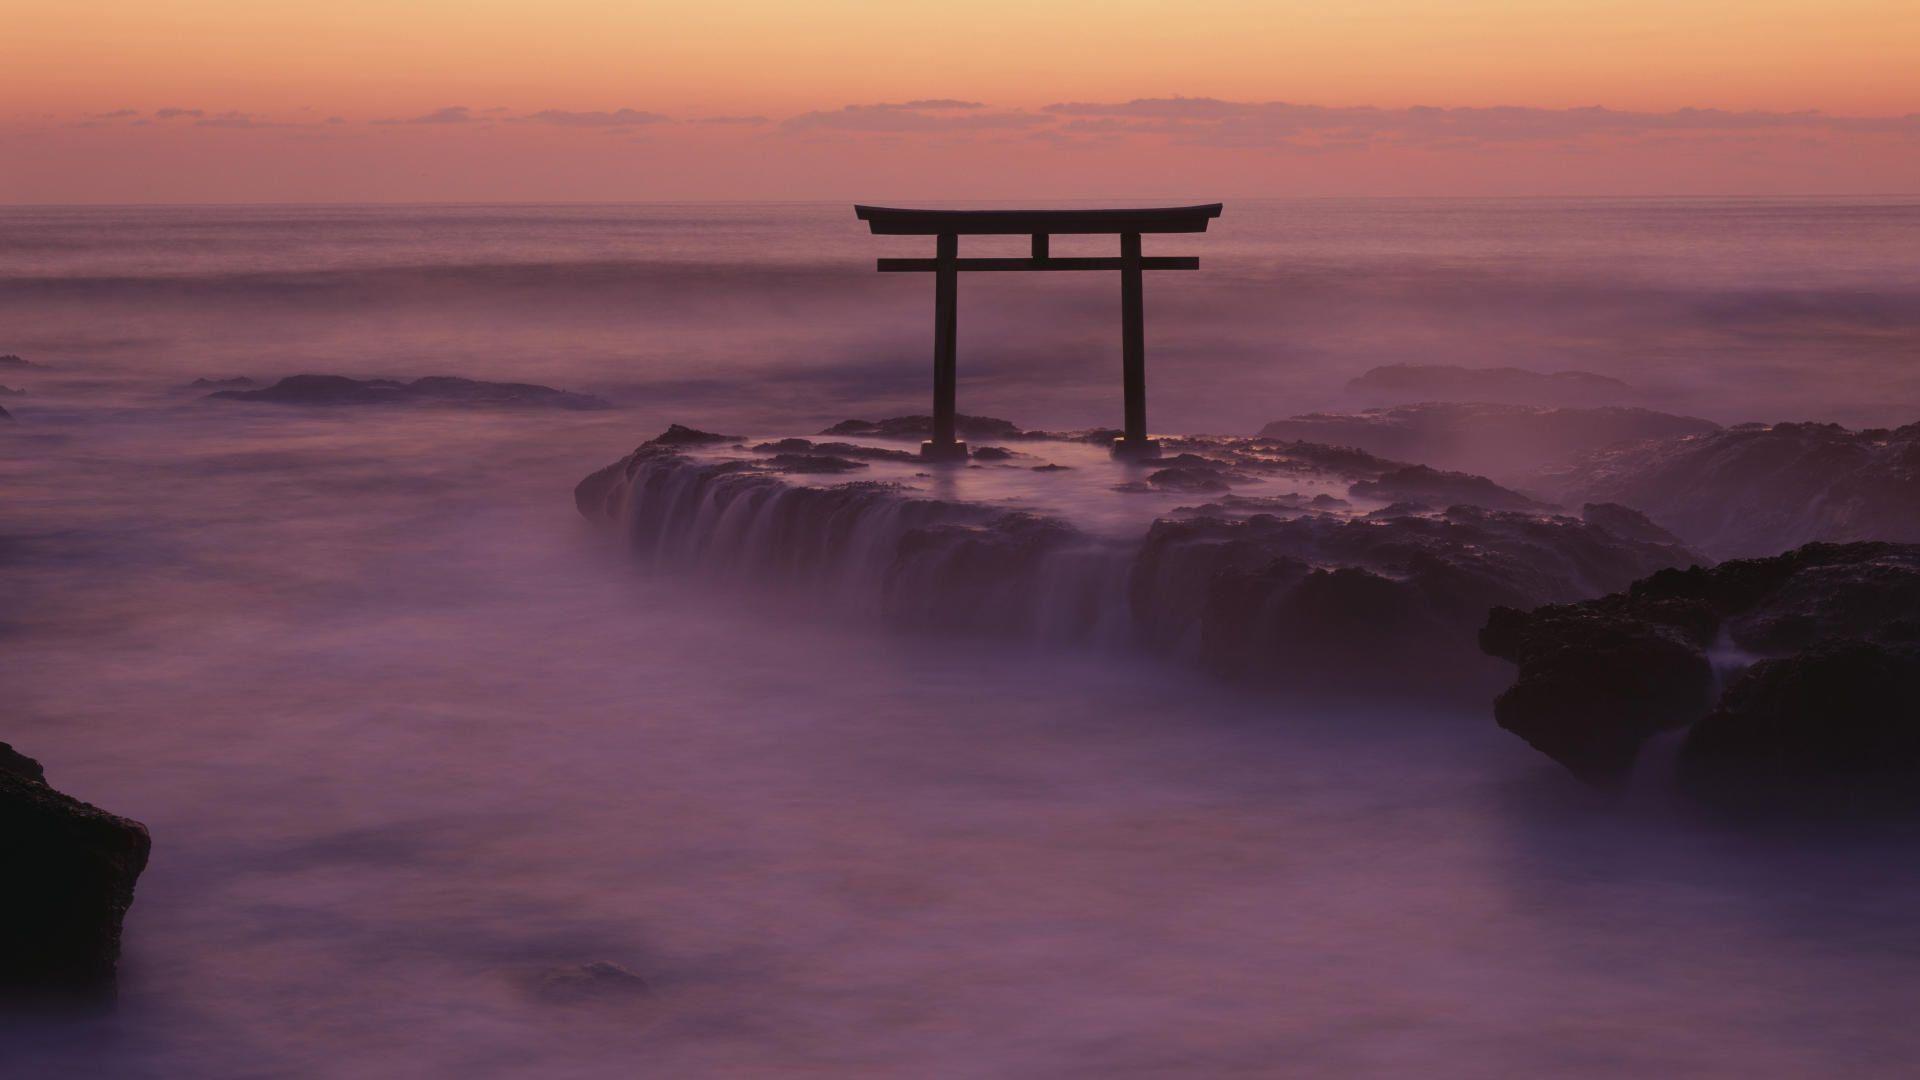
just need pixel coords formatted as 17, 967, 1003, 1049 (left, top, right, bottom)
855, 203, 1223, 461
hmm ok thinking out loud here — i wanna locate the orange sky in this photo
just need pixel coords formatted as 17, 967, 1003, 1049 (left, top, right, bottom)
4, 0, 1917, 201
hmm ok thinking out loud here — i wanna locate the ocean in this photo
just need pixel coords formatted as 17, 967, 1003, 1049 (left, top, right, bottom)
4, 199, 1919, 1076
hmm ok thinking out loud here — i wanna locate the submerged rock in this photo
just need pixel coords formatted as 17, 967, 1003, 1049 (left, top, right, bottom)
1481, 542, 1920, 804
1260, 403, 1717, 479
1, 743, 151, 999
1344, 364, 1635, 407
1544, 421, 1920, 558
528, 961, 652, 1004
208, 374, 611, 410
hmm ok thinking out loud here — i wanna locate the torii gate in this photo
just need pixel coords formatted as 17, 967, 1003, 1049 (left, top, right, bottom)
855, 203, 1223, 460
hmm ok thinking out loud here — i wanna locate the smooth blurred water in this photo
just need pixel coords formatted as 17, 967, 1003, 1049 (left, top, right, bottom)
4, 200, 1920, 1077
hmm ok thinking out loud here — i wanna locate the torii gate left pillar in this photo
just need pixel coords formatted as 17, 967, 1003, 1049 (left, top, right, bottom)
856, 204, 1223, 462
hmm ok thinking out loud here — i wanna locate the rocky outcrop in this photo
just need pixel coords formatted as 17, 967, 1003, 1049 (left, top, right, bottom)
1344, 364, 1635, 407
1130, 504, 1699, 696
823, 414, 1029, 441
1348, 465, 1547, 512
0, 354, 46, 369
1544, 421, 1920, 558
1, 743, 151, 1000
1481, 543, 1920, 805
181, 376, 254, 390
1260, 403, 1717, 479
208, 374, 611, 410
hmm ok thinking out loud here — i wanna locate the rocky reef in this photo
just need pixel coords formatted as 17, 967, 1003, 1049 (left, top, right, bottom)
1260, 403, 1718, 480
1, 743, 151, 1001
1543, 421, 1920, 558
1134, 502, 1695, 695
581, 420, 1700, 694
1343, 364, 1636, 407
1481, 543, 1920, 810
208, 374, 611, 410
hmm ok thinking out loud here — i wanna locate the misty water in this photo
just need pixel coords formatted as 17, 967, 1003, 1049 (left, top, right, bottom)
5, 200, 1920, 1076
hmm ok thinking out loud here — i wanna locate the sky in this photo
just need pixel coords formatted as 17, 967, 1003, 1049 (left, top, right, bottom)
3, 0, 1917, 202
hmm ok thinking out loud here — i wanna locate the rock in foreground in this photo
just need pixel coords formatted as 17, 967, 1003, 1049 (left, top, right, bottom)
1481, 543, 1920, 808
1, 743, 151, 999
208, 374, 611, 410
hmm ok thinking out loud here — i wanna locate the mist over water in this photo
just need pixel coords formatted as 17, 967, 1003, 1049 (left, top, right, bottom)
6, 200, 1920, 1076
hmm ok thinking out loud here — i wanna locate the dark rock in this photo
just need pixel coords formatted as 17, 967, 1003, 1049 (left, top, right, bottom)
1580, 502, 1684, 547
763, 453, 868, 474
0, 385, 23, 397
970, 446, 1017, 461
1344, 364, 1635, 407
749, 438, 917, 463
530, 961, 651, 1004
1133, 504, 1698, 697
1, 745, 151, 999
1348, 465, 1547, 512
209, 374, 611, 410
823, 414, 1026, 441
1261, 403, 1716, 478
1680, 641, 1920, 813
1546, 421, 1920, 558
1481, 542, 1920, 794
182, 376, 254, 390
1031, 463, 1070, 472
0, 404, 11, 422
1146, 466, 1232, 493
645, 424, 740, 446
0, 355, 46, 369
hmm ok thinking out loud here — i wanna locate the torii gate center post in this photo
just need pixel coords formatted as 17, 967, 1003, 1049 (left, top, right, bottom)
854, 203, 1224, 461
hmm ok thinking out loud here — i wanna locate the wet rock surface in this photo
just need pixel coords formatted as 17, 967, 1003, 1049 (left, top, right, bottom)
1348, 464, 1548, 512
1134, 503, 1697, 696
1, 743, 152, 1000
1481, 542, 1920, 807
208, 374, 611, 410
581, 424, 1702, 697
1343, 364, 1636, 407
1544, 421, 1920, 558
1261, 403, 1717, 479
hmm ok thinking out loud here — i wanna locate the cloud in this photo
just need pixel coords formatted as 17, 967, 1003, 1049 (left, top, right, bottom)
1039, 97, 1920, 148
781, 100, 1049, 134
195, 111, 283, 129
90, 108, 140, 120
153, 107, 204, 120
514, 108, 669, 127
694, 115, 770, 125
376, 106, 477, 125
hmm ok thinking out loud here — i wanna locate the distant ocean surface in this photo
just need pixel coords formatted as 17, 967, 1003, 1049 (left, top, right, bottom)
4, 197, 1918, 432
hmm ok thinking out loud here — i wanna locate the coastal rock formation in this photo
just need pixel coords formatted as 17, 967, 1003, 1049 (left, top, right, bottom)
1, 743, 151, 999
1260, 403, 1718, 479
208, 374, 611, 410
1544, 422, 1920, 558
580, 425, 1700, 693
1343, 364, 1635, 407
0, 354, 47, 370
181, 376, 254, 390
1347, 464, 1548, 512
1133, 503, 1697, 695
1481, 542, 1920, 804
0, 404, 11, 422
